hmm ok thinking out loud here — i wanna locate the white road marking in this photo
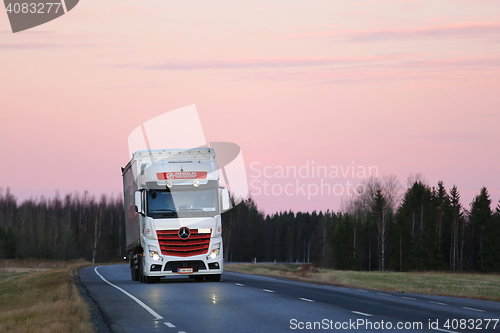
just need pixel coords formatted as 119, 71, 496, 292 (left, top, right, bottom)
235, 283, 244, 286
93, 267, 163, 320
164, 322, 175, 328
299, 297, 314, 302
402, 296, 417, 300
433, 328, 457, 333
263, 289, 274, 293
357, 289, 368, 293
378, 293, 391, 296
352, 311, 372, 317
463, 306, 485, 312
430, 301, 447, 305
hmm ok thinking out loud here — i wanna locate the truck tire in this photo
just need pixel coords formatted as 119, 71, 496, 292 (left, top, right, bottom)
130, 252, 139, 281
207, 274, 221, 282
139, 256, 145, 283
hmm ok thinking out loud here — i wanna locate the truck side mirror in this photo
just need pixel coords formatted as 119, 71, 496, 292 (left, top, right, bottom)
135, 191, 144, 216
221, 188, 231, 212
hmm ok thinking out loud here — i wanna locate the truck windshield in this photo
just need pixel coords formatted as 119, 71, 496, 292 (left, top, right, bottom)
146, 189, 219, 219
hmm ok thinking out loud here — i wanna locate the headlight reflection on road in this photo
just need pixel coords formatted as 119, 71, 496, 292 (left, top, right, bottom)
212, 294, 218, 305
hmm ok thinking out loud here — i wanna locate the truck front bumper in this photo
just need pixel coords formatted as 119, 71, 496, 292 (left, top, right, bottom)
145, 257, 223, 277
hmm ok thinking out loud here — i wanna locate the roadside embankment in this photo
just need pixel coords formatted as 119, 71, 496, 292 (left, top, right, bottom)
0, 259, 95, 333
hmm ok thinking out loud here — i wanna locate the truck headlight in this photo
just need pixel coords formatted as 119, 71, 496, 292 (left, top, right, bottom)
207, 243, 220, 260
148, 246, 163, 261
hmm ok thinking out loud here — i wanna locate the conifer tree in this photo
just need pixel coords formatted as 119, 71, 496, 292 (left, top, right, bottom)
469, 187, 492, 271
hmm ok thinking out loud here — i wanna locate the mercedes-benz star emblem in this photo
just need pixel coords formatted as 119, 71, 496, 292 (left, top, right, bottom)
178, 227, 190, 240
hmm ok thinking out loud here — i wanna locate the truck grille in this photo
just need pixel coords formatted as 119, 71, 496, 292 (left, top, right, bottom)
157, 229, 211, 257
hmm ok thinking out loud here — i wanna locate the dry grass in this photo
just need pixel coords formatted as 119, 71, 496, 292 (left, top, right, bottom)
224, 263, 500, 302
0, 259, 94, 333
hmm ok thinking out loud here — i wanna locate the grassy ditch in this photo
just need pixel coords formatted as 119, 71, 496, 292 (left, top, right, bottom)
224, 263, 500, 302
0, 259, 94, 333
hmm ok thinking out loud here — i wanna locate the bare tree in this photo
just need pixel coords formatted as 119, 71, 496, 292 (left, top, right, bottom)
92, 195, 107, 264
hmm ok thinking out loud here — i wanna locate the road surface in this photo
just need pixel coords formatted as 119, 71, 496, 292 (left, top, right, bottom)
79, 264, 500, 333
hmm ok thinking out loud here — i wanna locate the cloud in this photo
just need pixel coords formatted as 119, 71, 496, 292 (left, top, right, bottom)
287, 22, 500, 42
229, 55, 500, 85
120, 54, 417, 71
0, 41, 106, 50
113, 53, 500, 86
0, 43, 61, 50
400, 55, 500, 68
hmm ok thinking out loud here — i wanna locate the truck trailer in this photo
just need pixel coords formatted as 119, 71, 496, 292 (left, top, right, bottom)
122, 148, 230, 283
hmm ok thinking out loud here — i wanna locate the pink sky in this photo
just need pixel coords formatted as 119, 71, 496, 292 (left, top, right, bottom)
1, 0, 499, 214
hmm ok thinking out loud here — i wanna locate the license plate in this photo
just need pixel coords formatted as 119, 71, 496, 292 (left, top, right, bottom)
178, 268, 193, 274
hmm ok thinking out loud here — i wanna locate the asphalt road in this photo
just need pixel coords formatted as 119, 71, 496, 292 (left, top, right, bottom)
79, 265, 500, 333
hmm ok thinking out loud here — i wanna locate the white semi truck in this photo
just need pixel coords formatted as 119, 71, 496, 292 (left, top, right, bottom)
122, 148, 230, 283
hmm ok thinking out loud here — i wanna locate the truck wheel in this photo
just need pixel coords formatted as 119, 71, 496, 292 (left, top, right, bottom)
131, 264, 139, 281
139, 257, 145, 283
207, 274, 221, 282
130, 252, 139, 281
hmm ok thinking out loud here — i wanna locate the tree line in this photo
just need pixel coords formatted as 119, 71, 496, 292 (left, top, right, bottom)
223, 175, 500, 273
0, 189, 124, 263
1, 175, 499, 272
